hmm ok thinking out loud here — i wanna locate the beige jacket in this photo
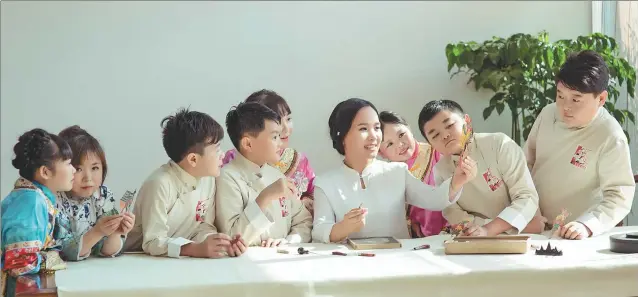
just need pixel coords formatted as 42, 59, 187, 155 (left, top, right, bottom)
124, 161, 217, 258
214, 153, 312, 246
525, 103, 634, 236
435, 133, 539, 233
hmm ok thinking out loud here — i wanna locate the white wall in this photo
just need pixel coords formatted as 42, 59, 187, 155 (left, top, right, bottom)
1, 1, 593, 198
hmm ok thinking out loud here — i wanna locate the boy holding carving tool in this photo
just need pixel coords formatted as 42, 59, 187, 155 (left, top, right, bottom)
525, 50, 634, 239
419, 100, 545, 236
215, 102, 312, 247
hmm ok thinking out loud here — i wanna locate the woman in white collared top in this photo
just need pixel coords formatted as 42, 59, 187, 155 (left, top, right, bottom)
312, 98, 478, 243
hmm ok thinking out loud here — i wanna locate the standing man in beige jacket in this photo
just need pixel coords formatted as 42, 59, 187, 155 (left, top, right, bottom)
525, 50, 635, 239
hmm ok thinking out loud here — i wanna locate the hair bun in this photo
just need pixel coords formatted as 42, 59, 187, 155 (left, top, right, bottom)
59, 125, 88, 140
11, 155, 28, 170
12, 129, 50, 170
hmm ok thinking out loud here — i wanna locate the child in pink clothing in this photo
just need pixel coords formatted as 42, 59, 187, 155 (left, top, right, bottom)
379, 111, 447, 237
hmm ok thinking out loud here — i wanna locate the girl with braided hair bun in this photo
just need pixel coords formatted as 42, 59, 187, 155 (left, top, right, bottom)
1, 128, 81, 297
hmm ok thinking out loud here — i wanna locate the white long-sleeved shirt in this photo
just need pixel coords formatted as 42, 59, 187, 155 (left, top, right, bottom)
123, 161, 217, 258
215, 153, 312, 246
435, 133, 539, 233
312, 159, 461, 243
525, 103, 635, 236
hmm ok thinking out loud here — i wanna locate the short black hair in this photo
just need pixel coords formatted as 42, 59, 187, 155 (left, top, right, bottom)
417, 100, 464, 141
59, 125, 108, 184
328, 98, 378, 155
556, 50, 610, 95
225, 102, 281, 151
161, 108, 224, 163
245, 89, 292, 117
12, 128, 73, 181
379, 111, 409, 131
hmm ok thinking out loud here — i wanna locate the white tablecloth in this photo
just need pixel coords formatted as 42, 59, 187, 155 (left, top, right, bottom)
56, 227, 638, 297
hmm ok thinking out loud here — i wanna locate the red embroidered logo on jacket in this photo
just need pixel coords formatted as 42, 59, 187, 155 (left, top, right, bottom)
570, 145, 589, 169
195, 200, 208, 222
279, 197, 289, 217
482, 168, 503, 191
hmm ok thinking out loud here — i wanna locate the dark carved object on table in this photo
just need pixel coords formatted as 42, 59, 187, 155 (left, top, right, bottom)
535, 242, 563, 256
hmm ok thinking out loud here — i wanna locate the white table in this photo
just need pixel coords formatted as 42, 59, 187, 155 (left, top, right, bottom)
56, 227, 638, 297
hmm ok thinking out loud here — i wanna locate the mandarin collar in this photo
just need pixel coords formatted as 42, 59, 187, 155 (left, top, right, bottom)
554, 105, 603, 130
340, 159, 382, 178
32, 180, 56, 203
234, 152, 269, 180
59, 190, 96, 202
168, 160, 199, 191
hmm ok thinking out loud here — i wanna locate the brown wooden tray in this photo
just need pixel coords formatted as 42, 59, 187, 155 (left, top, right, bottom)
444, 235, 530, 254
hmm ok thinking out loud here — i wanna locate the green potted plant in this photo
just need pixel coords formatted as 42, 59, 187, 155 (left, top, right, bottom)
445, 31, 636, 145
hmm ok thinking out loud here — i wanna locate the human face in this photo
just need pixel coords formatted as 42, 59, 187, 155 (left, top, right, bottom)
254, 120, 283, 165
39, 159, 76, 192
555, 82, 606, 128
193, 142, 223, 178
279, 113, 294, 151
70, 152, 103, 198
343, 106, 382, 161
380, 123, 416, 162
422, 110, 467, 156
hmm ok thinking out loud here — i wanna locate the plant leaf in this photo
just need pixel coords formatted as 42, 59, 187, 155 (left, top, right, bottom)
607, 85, 620, 103
475, 71, 492, 91
487, 71, 504, 90
472, 52, 486, 70
507, 42, 518, 64
490, 92, 506, 105
609, 37, 617, 51
461, 51, 476, 67
488, 52, 500, 65
613, 109, 626, 125
543, 49, 554, 68
445, 44, 454, 57
556, 51, 566, 70
624, 110, 636, 123
448, 61, 455, 72
627, 66, 636, 97
452, 45, 461, 57
496, 102, 505, 114
446, 44, 457, 72
483, 105, 495, 120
